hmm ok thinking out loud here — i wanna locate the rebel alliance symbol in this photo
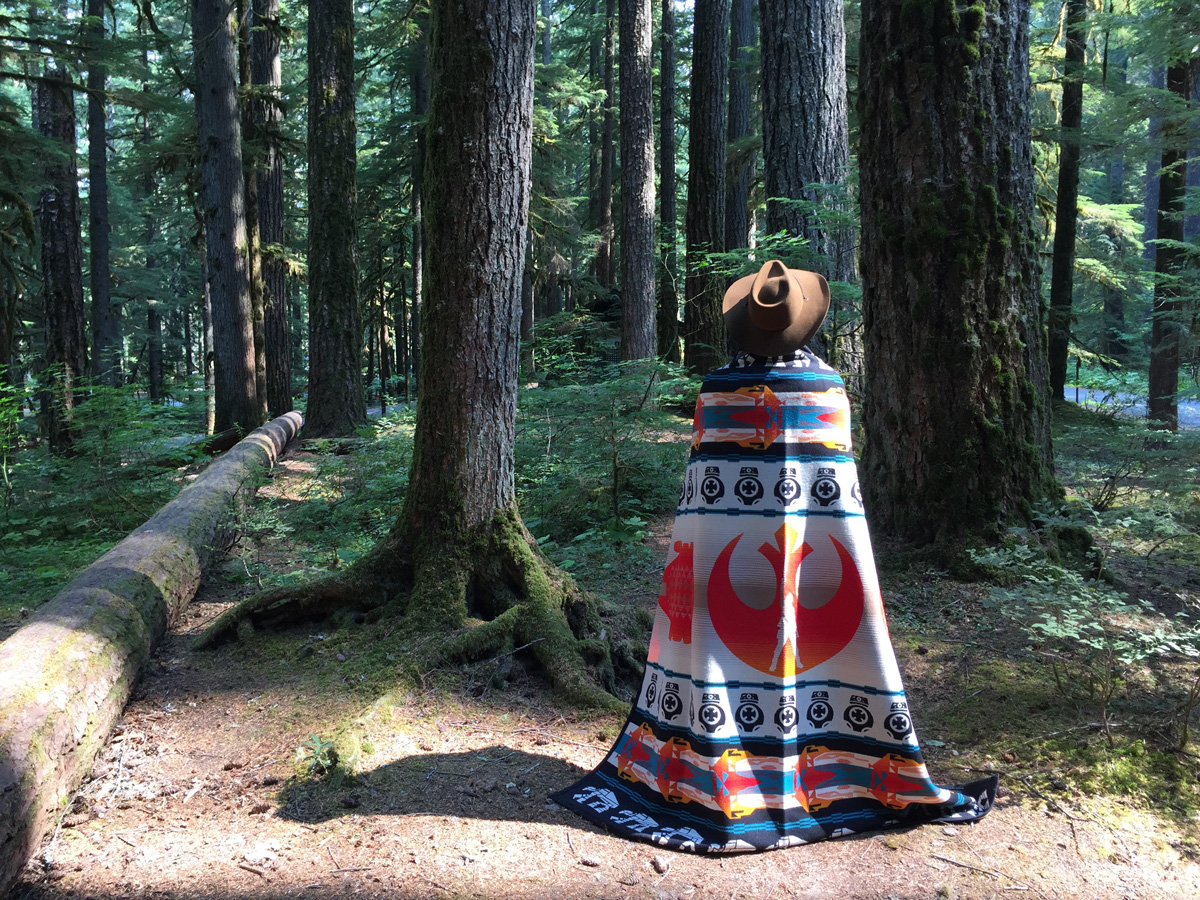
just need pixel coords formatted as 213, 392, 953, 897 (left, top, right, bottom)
708, 523, 866, 676
774, 467, 801, 505
734, 467, 764, 506
810, 467, 841, 506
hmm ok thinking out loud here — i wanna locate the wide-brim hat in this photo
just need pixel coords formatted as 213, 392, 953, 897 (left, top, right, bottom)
722, 259, 831, 357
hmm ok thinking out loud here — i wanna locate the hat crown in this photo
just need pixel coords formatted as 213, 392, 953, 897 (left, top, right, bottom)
722, 259, 831, 357
749, 261, 798, 332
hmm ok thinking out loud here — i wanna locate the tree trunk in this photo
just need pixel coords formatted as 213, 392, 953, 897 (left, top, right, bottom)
1147, 61, 1192, 431
193, 0, 260, 433
760, 0, 853, 276
409, 16, 430, 398
683, 0, 730, 373
35, 65, 88, 455
201, 0, 618, 711
238, 0, 268, 424
252, 0, 292, 417
1143, 65, 1166, 268
202, 248, 216, 434
1047, 0, 1087, 403
148, 300, 163, 402
619, 0, 656, 359
0, 413, 302, 898
859, 0, 1057, 545
87, 0, 118, 386
724, 0, 753, 251
1102, 46, 1129, 361
595, 0, 616, 289
657, 0, 679, 361
305, 0, 367, 437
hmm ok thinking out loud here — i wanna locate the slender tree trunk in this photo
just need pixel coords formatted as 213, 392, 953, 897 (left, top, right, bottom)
35, 65, 88, 454
859, 0, 1057, 544
657, 0, 679, 361
147, 301, 163, 402
1148, 61, 1192, 431
724, 0, 753, 251
305, 0, 367, 436
183, 305, 194, 375
1143, 65, 1166, 268
252, 0, 292, 416
683, 0, 730, 373
595, 0, 616, 289
619, 0, 656, 359
87, 0, 117, 386
409, 17, 430, 398
588, 0, 601, 253
202, 246, 215, 434
193, 0, 259, 433
1047, 0, 1087, 402
1102, 46, 1129, 361
238, 0, 268, 423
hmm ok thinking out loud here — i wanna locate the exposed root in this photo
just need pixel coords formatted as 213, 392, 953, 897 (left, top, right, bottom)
195, 573, 392, 649
195, 505, 622, 711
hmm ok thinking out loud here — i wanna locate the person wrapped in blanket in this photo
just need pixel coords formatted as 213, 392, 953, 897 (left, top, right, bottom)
551, 260, 998, 853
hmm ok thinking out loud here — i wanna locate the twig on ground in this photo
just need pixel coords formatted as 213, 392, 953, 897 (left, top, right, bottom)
326, 846, 342, 870
418, 874, 450, 891
237, 863, 267, 878
930, 854, 1001, 877
114, 833, 137, 848
503, 728, 601, 750
332, 866, 372, 873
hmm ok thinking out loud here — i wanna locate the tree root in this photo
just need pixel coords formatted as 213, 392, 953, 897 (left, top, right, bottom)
196, 506, 623, 710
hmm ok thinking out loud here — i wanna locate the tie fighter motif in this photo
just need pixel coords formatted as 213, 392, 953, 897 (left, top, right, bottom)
655, 737, 694, 803
785, 745, 837, 813
711, 749, 761, 819
657, 541, 695, 644
693, 385, 850, 450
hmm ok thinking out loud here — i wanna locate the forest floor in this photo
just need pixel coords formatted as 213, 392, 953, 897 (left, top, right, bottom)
9, 414, 1200, 900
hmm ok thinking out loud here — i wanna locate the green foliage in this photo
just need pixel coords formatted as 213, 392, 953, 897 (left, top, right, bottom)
516, 313, 696, 549
296, 734, 339, 777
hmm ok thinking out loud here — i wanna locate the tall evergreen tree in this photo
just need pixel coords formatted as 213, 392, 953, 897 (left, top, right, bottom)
1047, 0, 1088, 403
656, 0, 679, 360
683, 0, 730, 373
1147, 59, 1193, 430
87, 0, 118, 385
724, 0, 753, 251
595, 0, 616, 289
193, 0, 260, 432
619, 0, 656, 359
760, 0, 855, 283
859, 0, 1056, 543
252, 0, 292, 416
36, 65, 88, 453
305, 0, 367, 436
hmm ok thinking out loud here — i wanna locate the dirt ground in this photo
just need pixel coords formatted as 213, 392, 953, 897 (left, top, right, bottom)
9, 457, 1200, 900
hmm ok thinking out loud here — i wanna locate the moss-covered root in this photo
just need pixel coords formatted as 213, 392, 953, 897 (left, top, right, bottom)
437, 508, 625, 713
195, 572, 392, 649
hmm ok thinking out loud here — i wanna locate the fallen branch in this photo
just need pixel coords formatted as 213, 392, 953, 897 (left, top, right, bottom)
0, 412, 303, 896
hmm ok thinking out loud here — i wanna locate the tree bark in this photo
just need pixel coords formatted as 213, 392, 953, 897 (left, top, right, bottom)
193, 0, 259, 433
238, 0, 268, 424
1047, 0, 1087, 403
724, 0, 753, 251
1143, 65, 1166, 268
35, 65, 88, 455
201, 0, 618, 711
760, 0, 854, 285
252, 0, 292, 417
408, 16, 430, 398
619, 0, 656, 359
859, 0, 1057, 545
595, 0, 616, 289
683, 0, 730, 373
1102, 46, 1129, 361
657, 0, 679, 360
305, 0, 367, 437
148, 300, 163, 402
0, 413, 302, 899
1147, 61, 1192, 431
87, 0, 118, 386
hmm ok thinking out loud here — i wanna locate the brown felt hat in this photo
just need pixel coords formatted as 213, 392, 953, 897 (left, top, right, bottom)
722, 260, 831, 357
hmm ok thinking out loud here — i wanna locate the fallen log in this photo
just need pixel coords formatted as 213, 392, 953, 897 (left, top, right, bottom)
0, 411, 303, 895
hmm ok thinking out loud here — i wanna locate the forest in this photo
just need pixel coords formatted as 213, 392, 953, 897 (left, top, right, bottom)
1, 0, 1200, 897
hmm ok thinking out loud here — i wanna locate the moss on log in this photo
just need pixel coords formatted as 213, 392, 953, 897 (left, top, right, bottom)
0, 411, 302, 895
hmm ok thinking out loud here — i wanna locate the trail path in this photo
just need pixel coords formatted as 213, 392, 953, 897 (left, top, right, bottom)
9, 455, 1199, 900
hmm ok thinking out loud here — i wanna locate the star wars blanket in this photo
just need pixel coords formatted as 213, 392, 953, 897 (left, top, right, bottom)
552, 350, 998, 853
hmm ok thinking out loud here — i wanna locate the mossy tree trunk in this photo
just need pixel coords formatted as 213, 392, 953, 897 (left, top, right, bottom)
305, 0, 367, 437
0, 413, 302, 897
202, 0, 619, 711
858, 0, 1058, 545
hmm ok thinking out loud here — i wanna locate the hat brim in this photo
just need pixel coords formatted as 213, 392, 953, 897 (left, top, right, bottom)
722, 268, 831, 357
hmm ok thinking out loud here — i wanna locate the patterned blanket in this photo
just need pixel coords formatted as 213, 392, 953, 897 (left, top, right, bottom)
552, 350, 998, 852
